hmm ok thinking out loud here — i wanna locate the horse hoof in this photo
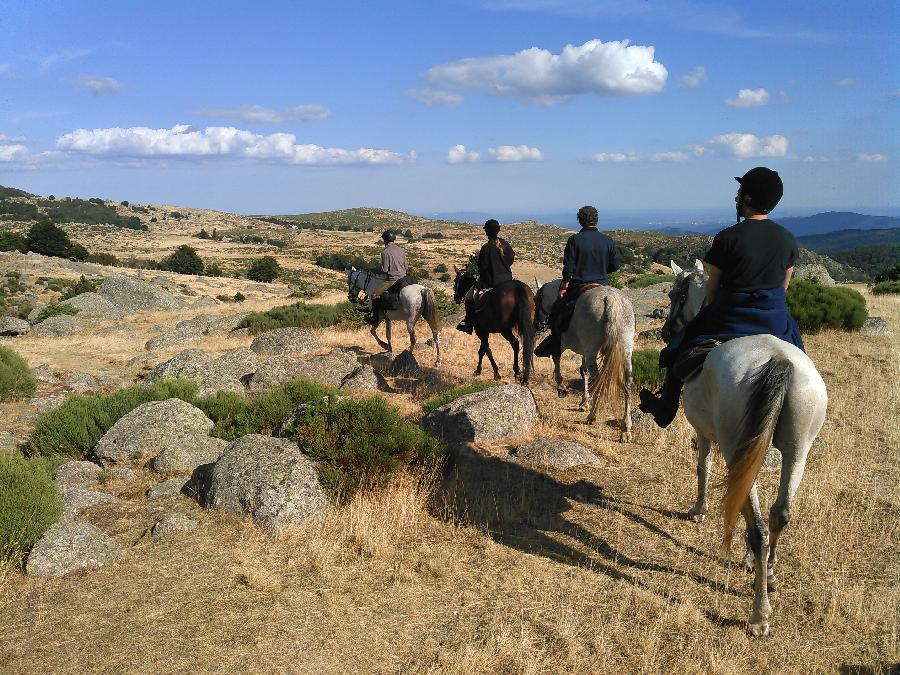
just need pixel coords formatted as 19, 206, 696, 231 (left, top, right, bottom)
493, 373, 502, 381
767, 574, 778, 592
687, 506, 707, 523
586, 414, 596, 425
620, 431, 633, 443
748, 621, 770, 638
743, 551, 756, 572
557, 389, 568, 398
473, 369, 481, 377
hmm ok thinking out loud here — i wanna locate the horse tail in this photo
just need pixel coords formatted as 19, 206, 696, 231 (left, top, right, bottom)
422, 287, 442, 333
721, 358, 793, 548
588, 290, 631, 419
513, 282, 535, 383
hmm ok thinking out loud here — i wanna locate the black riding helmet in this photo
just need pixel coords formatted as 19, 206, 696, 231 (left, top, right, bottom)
382, 230, 396, 243
735, 167, 783, 213
483, 219, 501, 237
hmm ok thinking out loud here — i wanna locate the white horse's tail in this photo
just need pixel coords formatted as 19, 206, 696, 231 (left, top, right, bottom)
721, 357, 794, 548
587, 291, 630, 419
422, 288, 442, 333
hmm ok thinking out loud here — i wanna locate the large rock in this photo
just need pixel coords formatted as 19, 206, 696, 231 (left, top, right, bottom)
248, 350, 359, 393
390, 349, 421, 377
31, 314, 86, 337
203, 434, 327, 528
151, 435, 229, 472
59, 292, 120, 318
860, 317, 891, 336
31, 364, 59, 383
93, 398, 214, 463
0, 316, 30, 336
146, 477, 189, 499
26, 522, 122, 578
64, 371, 100, 393
144, 349, 210, 382
98, 275, 184, 313
340, 364, 381, 392
250, 327, 320, 356
511, 438, 601, 470
53, 460, 103, 490
151, 512, 198, 541
793, 264, 835, 286
61, 488, 120, 519
143, 347, 258, 396
145, 312, 252, 350
422, 384, 538, 446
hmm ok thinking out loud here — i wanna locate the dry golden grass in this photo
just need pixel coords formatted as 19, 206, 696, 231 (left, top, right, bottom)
0, 284, 896, 672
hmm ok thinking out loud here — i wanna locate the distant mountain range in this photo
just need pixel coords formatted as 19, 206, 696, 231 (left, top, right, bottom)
777, 212, 900, 237
796, 227, 900, 252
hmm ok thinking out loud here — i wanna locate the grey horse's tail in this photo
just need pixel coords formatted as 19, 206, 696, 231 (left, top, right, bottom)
588, 291, 630, 419
721, 357, 793, 548
422, 287, 442, 333
513, 282, 535, 383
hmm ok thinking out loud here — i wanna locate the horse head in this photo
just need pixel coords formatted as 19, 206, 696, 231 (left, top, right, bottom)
346, 267, 366, 303
453, 265, 476, 303
661, 259, 707, 342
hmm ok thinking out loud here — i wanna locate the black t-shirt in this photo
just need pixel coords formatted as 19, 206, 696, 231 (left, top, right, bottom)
704, 219, 799, 292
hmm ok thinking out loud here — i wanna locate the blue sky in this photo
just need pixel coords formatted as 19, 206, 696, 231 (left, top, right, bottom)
1, 0, 897, 218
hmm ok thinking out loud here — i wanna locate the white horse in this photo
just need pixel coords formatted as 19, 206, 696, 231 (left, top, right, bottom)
534, 279, 635, 441
346, 268, 442, 366
664, 259, 828, 637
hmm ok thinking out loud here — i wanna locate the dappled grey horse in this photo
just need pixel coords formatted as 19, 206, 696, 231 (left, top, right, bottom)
534, 280, 635, 441
347, 268, 442, 366
664, 259, 828, 637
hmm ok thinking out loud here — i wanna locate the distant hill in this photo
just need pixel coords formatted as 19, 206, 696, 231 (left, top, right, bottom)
271, 207, 464, 231
778, 212, 900, 237
796, 227, 900, 252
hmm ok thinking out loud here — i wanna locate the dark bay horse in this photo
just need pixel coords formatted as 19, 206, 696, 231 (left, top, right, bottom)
453, 268, 535, 384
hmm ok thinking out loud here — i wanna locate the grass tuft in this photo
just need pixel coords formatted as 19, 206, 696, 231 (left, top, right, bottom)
422, 381, 497, 414
0, 454, 62, 565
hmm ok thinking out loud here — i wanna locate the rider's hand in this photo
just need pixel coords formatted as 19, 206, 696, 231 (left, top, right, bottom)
558, 283, 568, 299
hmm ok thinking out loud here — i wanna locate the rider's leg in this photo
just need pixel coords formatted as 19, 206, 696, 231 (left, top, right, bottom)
368, 279, 394, 326
456, 287, 476, 333
535, 284, 577, 358
638, 368, 683, 428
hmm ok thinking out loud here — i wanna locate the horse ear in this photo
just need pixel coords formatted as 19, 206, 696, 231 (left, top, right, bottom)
351, 266, 356, 271
453, 265, 460, 274
535, 277, 543, 290
670, 260, 683, 275
694, 259, 704, 273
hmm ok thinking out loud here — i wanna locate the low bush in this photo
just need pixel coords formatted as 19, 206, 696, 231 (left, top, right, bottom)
0, 346, 36, 402
786, 279, 867, 333
874, 265, 900, 284
86, 252, 120, 266
26, 220, 72, 258
313, 252, 379, 272
422, 382, 497, 413
0, 454, 62, 564
234, 292, 246, 302
285, 396, 445, 500
631, 348, 665, 390
872, 281, 900, 295
158, 245, 204, 275
247, 256, 281, 282
34, 303, 79, 323
0, 231, 27, 253
59, 275, 100, 300
238, 301, 366, 332
626, 273, 676, 289
423, 232, 445, 240
433, 263, 448, 273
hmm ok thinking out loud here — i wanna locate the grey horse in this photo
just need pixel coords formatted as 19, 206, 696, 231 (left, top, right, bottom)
346, 268, 442, 366
664, 259, 828, 637
534, 279, 635, 441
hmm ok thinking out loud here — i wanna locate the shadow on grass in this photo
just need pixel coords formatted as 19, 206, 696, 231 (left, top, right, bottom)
432, 446, 747, 629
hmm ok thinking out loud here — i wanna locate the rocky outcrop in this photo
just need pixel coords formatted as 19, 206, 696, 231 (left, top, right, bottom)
422, 384, 538, 446
64, 372, 100, 393
793, 264, 836, 286
860, 317, 891, 336
53, 460, 103, 490
93, 398, 214, 463
203, 435, 327, 528
249, 327, 321, 356
510, 438, 601, 470
151, 512, 198, 541
31, 314, 86, 337
98, 275, 184, 313
31, 364, 59, 383
61, 488, 120, 519
146, 477, 189, 500
144, 349, 209, 382
59, 292, 120, 318
247, 350, 359, 393
0, 316, 30, 336
151, 435, 229, 473
340, 364, 381, 391
144, 347, 258, 396
26, 522, 122, 578
145, 312, 252, 350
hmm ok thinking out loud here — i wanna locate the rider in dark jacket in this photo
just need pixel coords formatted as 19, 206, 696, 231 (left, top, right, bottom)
534, 206, 622, 357
457, 219, 515, 333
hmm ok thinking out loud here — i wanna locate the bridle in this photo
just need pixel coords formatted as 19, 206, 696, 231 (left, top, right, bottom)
347, 269, 377, 304
662, 271, 705, 342
453, 272, 476, 304
534, 284, 550, 332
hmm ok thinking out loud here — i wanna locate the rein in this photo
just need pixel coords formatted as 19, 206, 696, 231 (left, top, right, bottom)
347, 269, 380, 304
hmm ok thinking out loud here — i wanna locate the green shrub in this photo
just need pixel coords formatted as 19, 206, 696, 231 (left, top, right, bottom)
238, 301, 366, 332
158, 245, 204, 275
786, 280, 867, 333
205, 261, 223, 277
285, 396, 445, 500
0, 346, 36, 402
872, 281, 900, 295
233, 292, 246, 302
422, 382, 497, 414
86, 252, 120, 266
631, 349, 665, 390
433, 263, 448, 273
34, 303, 79, 323
26, 220, 72, 258
626, 273, 676, 289
59, 275, 100, 300
0, 454, 62, 564
439, 273, 451, 282
874, 265, 900, 284
313, 252, 379, 272
432, 288, 459, 318
29, 380, 198, 459
46, 198, 146, 230
247, 256, 281, 282
67, 243, 90, 261
0, 231, 27, 253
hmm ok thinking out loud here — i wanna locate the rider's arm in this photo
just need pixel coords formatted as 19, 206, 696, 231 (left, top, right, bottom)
380, 248, 389, 274
783, 266, 793, 289
705, 264, 722, 304
608, 243, 623, 273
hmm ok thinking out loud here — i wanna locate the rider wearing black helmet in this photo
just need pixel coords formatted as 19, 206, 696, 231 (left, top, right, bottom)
639, 167, 802, 428
456, 219, 515, 333
369, 229, 409, 325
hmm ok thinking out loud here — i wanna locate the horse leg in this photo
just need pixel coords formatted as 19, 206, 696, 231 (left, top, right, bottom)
484, 339, 501, 380
502, 330, 521, 382
370, 318, 390, 352
687, 436, 713, 522
620, 343, 634, 442
579, 359, 589, 411
432, 327, 441, 367
583, 351, 600, 422
474, 333, 487, 376
766, 440, 812, 592
553, 354, 567, 397
407, 317, 416, 353
741, 484, 772, 637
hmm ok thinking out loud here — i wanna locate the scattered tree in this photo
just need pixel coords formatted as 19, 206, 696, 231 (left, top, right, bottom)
157, 245, 204, 275
247, 256, 281, 282
26, 220, 72, 258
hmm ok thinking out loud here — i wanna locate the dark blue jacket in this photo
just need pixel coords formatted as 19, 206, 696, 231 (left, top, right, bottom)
563, 227, 622, 284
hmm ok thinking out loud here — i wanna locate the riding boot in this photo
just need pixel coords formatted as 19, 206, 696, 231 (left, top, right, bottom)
534, 331, 561, 358
367, 299, 381, 326
638, 370, 683, 428
456, 299, 475, 334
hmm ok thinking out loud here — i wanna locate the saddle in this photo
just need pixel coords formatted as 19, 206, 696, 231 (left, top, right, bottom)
552, 283, 603, 334
379, 275, 416, 311
671, 339, 721, 382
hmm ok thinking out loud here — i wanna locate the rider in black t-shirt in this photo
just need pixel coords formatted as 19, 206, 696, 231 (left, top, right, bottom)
639, 167, 799, 428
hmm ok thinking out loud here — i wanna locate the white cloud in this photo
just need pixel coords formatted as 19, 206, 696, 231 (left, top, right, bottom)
447, 145, 480, 164
488, 145, 543, 162
194, 104, 331, 124
693, 133, 788, 158
649, 151, 689, 162
725, 88, 770, 108
0, 144, 30, 162
0, 134, 25, 143
802, 155, 831, 163
836, 78, 856, 86
591, 150, 687, 163
678, 66, 707, 88
857, 153, 888, 163
591, 152, 638, 163
39, 48, 91, 70
425, 39, 667, 105
403, 89, 464, 106
888, 89, 900, 99
55, 124, 413, 165
76, 75, 123, 95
